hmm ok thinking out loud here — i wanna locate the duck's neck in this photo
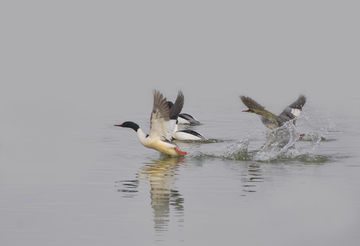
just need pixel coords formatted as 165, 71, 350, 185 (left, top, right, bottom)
136, 128, 148, 145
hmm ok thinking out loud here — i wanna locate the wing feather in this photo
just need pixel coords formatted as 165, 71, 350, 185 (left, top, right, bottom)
278, 95, 306, 123
287, 94, 306, 110
169, 91, 184, 120
168, 91, 184, 135
149, 90, 172, 140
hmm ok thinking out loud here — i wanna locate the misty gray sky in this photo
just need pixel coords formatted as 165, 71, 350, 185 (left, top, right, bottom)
1, 1, 359, 120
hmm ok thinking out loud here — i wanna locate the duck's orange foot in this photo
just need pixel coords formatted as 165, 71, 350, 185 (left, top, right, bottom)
175, 147, 187, 155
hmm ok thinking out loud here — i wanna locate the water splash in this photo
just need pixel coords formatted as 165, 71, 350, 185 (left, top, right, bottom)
254, 121, 301, 161
223, 137, 251, 160
189, 113, 337, 163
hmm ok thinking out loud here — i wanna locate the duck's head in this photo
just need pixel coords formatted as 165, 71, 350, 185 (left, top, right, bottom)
114, 121, 139, 132
240, 95, 264, 114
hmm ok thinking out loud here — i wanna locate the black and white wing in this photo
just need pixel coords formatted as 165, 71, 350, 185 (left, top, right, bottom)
168, 91, 184, 135
278, 94, 306, 124
178, 113, 201, 125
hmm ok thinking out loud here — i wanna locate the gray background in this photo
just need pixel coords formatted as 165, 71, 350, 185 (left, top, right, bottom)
1, 1, 359, 120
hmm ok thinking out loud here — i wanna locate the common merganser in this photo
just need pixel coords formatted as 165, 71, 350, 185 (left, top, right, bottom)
178, 113, 201, 125
172, 124, 208, 141
115, 90, 187, 156
167, 101, 207, 141
167, 101, 201, 125
240, 95, 306, 130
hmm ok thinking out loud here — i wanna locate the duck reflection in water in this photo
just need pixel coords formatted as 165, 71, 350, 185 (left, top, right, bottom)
118, 156, 185, 234
140, 156, 185, 232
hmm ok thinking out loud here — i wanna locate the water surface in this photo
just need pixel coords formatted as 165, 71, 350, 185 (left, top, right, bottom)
0, 106, 359, 246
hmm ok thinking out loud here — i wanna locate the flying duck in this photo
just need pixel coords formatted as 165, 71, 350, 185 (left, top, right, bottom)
240, 94, 306, 130
115, 90, 187, 156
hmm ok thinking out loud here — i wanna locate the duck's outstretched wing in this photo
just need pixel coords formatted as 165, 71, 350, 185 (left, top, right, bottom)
287, 94, 306, 109
278, 94, 306, 123
240, 95, 280, 123
168, 91, 184, 135
149, 90, 172, 140
169, 91, 184, 120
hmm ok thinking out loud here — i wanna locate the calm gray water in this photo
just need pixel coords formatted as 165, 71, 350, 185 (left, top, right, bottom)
1, 103, 359, 246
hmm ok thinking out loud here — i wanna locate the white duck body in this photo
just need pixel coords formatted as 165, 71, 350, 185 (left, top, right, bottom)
135, 127, 181, 156
172, 124, 207, 141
